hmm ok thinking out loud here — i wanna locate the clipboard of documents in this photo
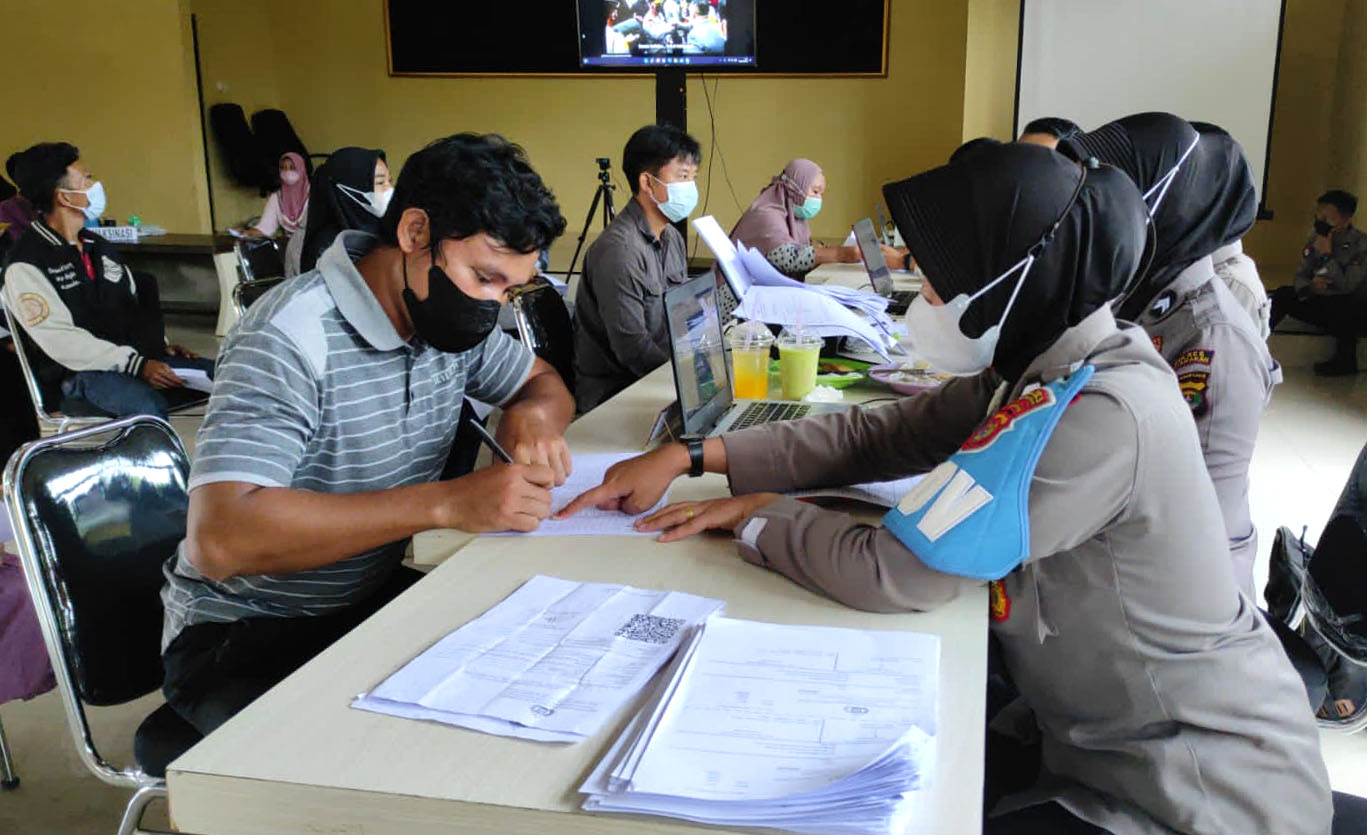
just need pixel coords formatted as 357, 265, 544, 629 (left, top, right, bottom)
582, 616, 940, 834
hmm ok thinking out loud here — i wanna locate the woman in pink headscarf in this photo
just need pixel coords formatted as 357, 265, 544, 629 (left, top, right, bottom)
729, 158, 907, 279
244, 152, 311, 238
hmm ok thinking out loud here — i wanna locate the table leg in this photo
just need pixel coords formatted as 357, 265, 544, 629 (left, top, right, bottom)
213, 251, 240, 337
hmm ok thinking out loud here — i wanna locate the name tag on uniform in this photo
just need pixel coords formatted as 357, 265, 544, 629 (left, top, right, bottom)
881, 366, 1094, 580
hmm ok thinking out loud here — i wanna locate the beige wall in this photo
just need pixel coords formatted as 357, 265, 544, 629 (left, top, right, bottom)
1, 0, 211, 232
192, 0, 289, 229
193, 0, 973, 267
1243, 0, 1347, 278
962, 0, 1020, 143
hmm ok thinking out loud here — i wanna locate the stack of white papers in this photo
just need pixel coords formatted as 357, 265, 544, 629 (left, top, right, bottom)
353, 575, 724, 742
582, 617, 940, 834
692, 216, 899, 359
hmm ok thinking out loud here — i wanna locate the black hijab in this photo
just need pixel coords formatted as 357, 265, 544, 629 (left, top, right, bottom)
883, 143, 1150, 381
300, 146, 386, 273
1060, 112, 1251, 318
1189, 121, 1258, 251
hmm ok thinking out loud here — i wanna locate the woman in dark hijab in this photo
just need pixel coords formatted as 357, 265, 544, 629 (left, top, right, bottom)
1063, 112, 1277, 600
558, 143, 1331, 834
298, 147, 392, 273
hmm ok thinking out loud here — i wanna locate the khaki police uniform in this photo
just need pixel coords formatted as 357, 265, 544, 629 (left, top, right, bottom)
719, 307, 1329, 835
1138, 255, 1280, 599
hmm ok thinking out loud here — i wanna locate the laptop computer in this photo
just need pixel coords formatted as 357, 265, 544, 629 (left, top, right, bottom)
853, 217, 916, 316
664, 272, 846, 438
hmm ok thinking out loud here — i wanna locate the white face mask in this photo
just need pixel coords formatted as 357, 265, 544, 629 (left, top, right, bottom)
337, 183, 392, 218
280, 169, 302, 186
1141, 133, 1200, 218
904, 253, 1036, 376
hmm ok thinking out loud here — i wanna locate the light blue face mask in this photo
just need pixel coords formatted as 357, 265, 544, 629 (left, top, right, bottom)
648, 174, 699, 222
793, 195, 822, 220
60, 181, 106, 222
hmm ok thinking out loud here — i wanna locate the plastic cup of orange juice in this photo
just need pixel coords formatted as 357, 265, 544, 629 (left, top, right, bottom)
727, 320, 774, 400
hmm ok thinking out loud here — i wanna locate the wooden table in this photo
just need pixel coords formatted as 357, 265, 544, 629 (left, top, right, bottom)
166, 265, 986, 835
112, 233, 241, 336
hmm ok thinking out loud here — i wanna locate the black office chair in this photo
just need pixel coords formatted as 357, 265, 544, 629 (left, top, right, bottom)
2, 416, 202, 833
509, 276, 575, 395
233, 238, 287, 317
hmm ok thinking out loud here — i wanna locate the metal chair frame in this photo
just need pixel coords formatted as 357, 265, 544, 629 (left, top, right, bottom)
4, 304, 110, 437
4, 305, 208, 439
2, 416, 186, 833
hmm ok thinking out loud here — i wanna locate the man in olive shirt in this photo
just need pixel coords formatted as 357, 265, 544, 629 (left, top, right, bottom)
573, 124, 701, 412
1270, 189, 1367, 375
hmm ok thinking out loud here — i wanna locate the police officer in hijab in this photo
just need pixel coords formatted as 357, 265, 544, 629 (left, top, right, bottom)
560, 142, 1331, 834
1062, 112, 1279, 600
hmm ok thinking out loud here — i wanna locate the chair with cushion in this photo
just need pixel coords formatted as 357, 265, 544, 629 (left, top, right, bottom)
233, 238, 287, 317
2, 416, 203, 833
3, 304, 108, 437
3, 305, 207, 437
509, 275, 575, 395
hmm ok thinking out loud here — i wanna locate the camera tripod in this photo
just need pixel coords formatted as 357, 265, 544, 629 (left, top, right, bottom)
565, 157, 617, 281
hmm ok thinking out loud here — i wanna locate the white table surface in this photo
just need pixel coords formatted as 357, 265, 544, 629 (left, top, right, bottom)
166, 271, 985, 835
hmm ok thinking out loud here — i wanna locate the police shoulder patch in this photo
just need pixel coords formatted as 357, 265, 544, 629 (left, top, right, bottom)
16, 293, 49, 327
1174, 348, 1214, 371
989, 580, 1011, 622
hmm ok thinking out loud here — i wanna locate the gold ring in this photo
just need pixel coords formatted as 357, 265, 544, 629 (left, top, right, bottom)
685, 508, 695, 521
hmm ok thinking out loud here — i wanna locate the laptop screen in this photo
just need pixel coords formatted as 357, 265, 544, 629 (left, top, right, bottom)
664, 273, 733, 436
853, 217, 894, 296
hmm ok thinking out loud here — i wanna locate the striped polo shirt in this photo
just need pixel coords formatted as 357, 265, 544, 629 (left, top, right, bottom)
160, 231, 534, 648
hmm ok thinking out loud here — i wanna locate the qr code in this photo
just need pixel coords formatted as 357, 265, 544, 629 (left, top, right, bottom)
614, 614, 686, 645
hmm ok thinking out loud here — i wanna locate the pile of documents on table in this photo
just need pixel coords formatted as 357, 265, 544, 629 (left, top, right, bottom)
581, 617, 941, 835
352, 575, 723, 742
693, 215, 898, 359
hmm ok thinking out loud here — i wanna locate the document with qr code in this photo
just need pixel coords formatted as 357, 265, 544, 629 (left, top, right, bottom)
351, 575, 723, 742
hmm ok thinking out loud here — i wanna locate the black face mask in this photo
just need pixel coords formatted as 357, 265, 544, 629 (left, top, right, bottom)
1314, 218, 1334, 237
401, 251, 501, 353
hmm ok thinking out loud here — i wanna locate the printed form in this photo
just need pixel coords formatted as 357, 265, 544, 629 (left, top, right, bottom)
353, 575, 723, 742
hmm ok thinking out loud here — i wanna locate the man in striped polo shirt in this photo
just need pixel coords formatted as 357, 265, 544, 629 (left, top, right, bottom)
160, 134, 573, 734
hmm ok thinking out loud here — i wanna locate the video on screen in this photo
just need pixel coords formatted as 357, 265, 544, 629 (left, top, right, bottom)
580, 0, 756, 68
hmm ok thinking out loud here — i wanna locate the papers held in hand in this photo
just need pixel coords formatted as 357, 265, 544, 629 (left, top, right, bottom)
582, 617, 941, 835
351, 575, 723, 742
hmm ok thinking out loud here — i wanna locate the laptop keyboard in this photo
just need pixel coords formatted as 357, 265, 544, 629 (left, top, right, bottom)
887, 290, 916, 316
730, 401, 813, 430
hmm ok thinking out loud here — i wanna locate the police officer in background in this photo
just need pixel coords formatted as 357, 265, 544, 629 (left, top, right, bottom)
1062, 113, 1279, 602
560, 142, 1335, 834
1270, 188, 1367, 376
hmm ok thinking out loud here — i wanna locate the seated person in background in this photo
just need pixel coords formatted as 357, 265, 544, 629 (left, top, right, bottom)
730, 159, 908, 280
1194, 121, 1271, 339
1017, 116, 1081, 149
686, 1, 725, 53
240, 152, 310, 239
1, 142, 213, 420
159, 133, 574, 735
560, 142, 1333, 835
0, 151, 38, 243
1269, 189, 1367, 375
298, 146, 391, 274
573, 124, 700, 413
604, 2, 631, 53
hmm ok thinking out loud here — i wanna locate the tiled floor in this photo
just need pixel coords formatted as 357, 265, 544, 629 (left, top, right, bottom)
2, 324, 1366, 832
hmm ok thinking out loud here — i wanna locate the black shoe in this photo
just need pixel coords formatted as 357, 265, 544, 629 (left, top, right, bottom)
1314, 358, 1359, 376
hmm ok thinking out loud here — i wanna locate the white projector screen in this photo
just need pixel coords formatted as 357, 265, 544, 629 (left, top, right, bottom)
1016, 0, 1284, 209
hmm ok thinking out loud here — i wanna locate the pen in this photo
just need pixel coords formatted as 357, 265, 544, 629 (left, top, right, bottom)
467, 418, 514, 464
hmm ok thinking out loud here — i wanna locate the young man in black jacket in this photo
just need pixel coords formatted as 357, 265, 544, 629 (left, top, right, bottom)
1, 142, 212, 418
